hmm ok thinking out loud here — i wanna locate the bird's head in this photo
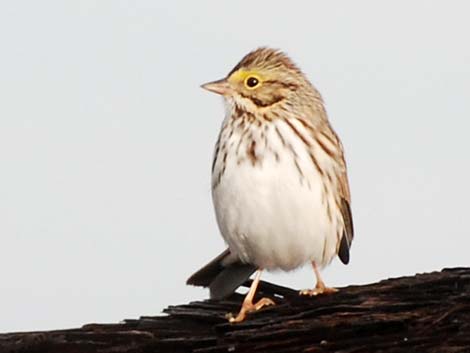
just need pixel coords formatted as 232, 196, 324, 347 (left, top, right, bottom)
201, 48, 322, 117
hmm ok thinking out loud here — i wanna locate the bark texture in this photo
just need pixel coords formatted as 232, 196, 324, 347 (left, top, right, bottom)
1, 267, 469, 353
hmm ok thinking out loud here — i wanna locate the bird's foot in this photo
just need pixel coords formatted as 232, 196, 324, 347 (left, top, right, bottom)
226, 297, 275, 323
299, 281, 338, 296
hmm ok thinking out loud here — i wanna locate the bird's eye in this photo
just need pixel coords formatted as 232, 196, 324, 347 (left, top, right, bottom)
245, 76, 259, 88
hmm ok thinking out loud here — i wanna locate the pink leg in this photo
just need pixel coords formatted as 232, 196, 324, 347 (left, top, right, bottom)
227, 270, 275, 323
299, 262, 338, 296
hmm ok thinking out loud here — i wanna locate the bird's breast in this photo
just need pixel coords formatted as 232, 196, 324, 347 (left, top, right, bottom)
211, 116, 344, 270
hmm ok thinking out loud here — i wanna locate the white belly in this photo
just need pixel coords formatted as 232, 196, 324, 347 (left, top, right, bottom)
212, 118, 343, 271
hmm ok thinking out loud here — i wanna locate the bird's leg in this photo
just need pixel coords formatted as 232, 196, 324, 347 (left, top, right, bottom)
226, 269, 275, 323
299, 262, 338, 296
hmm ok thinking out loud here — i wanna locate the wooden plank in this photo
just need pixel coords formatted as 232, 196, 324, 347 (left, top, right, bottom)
1, 268, 469, 353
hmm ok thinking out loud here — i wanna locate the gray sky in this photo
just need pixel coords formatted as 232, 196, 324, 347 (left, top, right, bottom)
0, 1, 469, 333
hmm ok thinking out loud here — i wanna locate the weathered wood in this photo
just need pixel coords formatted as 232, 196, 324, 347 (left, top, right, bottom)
1, 268, 470, 353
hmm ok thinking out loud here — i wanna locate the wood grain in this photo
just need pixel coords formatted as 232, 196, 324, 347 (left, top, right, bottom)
1, 268, 469, 353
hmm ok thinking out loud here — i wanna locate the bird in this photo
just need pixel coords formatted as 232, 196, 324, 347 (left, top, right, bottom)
187, 47, 353, 323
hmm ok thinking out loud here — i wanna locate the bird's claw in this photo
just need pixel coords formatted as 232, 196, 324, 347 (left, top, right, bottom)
226, 297, 275, 323
299, 282, 338, 296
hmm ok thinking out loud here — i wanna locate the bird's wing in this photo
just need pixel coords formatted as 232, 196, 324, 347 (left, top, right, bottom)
336, 136, 354, 265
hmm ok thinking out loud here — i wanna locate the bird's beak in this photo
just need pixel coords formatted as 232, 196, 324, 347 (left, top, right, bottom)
201, 78, 231, 96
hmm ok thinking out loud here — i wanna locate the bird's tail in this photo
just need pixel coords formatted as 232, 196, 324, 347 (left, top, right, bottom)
186, 249, 256, 300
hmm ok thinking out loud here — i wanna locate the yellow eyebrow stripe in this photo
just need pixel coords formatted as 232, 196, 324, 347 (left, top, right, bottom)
228, 70, 262, 83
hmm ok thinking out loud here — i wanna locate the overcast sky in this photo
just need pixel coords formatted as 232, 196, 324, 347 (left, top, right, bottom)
0, 1, 469, 333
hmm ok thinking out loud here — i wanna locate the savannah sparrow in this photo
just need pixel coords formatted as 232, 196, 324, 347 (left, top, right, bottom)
187, 48, 354, 323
